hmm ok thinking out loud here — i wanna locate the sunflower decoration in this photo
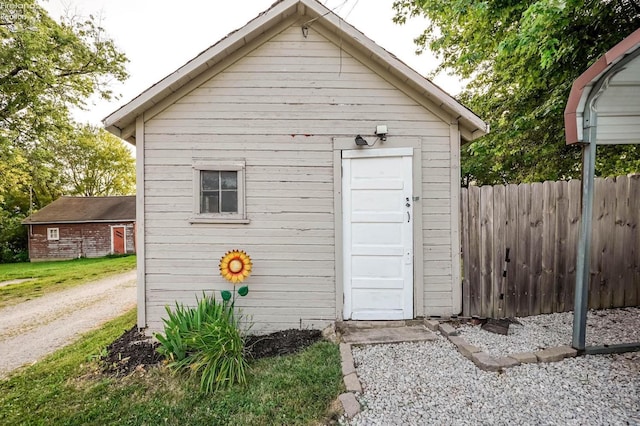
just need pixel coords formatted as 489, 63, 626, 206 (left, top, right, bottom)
219, 250, 252, 302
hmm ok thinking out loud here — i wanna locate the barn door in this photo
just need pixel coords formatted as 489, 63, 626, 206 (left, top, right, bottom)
342, 148, 413, 320
111, 226, 126, 254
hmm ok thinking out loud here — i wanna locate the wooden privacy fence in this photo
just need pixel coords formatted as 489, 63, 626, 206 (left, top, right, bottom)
460, 174, 640, 318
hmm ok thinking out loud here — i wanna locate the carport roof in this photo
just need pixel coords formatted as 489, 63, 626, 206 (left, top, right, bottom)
564, 27, 640, 145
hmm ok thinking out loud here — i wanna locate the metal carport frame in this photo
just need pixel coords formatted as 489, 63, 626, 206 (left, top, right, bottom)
564, 27, 640, 354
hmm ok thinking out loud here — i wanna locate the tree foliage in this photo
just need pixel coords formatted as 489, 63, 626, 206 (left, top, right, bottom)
394, 0, 640, 185
0, 1, 130, 262
0, 0, 127, 146
54, 126, 135, 197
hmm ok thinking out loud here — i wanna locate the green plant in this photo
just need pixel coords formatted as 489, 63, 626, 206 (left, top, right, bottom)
155, 293, 248, 392
179, 309, 247, 393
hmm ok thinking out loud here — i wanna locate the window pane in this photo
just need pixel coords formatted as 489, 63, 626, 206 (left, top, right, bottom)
221, 171, 237, 190
201, 171, 219, 190
221, 191, 238, 213
201, 192, 219, 213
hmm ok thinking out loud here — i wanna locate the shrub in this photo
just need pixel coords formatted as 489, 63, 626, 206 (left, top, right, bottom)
155, 293, 248, 392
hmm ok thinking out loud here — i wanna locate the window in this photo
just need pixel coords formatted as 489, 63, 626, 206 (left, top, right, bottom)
191, 161, 248, 224
47, 227, 59, 241
201, 170, 238, 214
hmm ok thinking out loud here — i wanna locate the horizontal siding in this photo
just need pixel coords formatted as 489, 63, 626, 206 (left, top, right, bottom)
144, 23, 455, 330
421, 124, 454, 315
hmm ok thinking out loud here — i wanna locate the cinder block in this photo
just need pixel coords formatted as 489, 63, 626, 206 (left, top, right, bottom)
341, 360, 356, 376
509, 352, 538, 364
471, 352, 500, 371
424, 319, 440, 331
496, 356, 520, 368
535, 345, 578, 363
339, 343, 352, 360
439, 323, 458, 336
447, 335, 466, 346
458, 343, 482, 360
340, 343, 356, 375
339, 393, 361, 418
344, 372, 363, 393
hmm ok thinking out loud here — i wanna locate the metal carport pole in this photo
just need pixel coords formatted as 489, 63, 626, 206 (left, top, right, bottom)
572, 139, 596, 351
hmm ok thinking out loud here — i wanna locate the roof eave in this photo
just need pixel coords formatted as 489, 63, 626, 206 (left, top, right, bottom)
22, 218, 136, 225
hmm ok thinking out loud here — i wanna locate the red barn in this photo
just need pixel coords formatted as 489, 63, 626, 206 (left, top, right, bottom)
23, 196, 136, 261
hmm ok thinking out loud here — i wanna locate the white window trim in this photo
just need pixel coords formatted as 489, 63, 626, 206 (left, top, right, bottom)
47, 227, 59, 241
190, 160, 249, 224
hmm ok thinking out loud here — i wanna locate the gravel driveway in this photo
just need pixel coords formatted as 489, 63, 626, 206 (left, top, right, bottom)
0, 270, 136, 378
346, 309, 640, 425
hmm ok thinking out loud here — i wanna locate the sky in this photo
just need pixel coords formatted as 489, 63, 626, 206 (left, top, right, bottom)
40, 0, 463, 126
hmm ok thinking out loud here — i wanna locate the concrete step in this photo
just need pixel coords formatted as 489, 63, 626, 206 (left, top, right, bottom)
341, 325, 437, 345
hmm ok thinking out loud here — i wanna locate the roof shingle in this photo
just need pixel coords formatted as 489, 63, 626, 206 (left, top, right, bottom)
23, 196, 136, 224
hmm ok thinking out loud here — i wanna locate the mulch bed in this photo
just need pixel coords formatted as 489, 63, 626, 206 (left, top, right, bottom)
101, 326, 323, 377
101, 327, 163, 377
244, 329, 322, 359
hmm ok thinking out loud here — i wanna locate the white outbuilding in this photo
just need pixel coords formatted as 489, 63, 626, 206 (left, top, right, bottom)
104, 0, 488, 333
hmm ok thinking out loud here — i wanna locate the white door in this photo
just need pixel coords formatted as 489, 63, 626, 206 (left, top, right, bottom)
342, 148, 413, 320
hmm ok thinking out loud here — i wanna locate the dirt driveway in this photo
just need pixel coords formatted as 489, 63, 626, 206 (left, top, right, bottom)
0, 270, 136, 379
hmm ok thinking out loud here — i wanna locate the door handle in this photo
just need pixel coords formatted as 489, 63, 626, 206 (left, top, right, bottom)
407, 211, 410, 222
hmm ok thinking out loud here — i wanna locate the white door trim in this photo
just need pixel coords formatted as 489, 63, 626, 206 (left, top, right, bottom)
342, 148, 414, 320
342, 147, 414, 159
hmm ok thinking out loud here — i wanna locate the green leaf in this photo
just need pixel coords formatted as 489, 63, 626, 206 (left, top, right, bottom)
393, 0, 640, 185
221, 290, 232, 301
237, 286, 249, 297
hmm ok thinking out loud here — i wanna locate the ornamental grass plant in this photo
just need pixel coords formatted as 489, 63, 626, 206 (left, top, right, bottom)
155, 293, 248, 392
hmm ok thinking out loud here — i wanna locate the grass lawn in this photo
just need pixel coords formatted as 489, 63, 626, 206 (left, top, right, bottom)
0, 255, 136, 308
0, 309, 344, 425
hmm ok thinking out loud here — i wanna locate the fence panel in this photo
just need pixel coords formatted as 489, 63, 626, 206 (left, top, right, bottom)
460, 175, 640, 317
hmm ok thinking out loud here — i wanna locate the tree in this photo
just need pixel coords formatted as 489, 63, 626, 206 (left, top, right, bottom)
0, 1, 129, 261
0, 0, 128, 202
0, 1, 127, 144
393, 0, 640, 185
55, 126, 135, 197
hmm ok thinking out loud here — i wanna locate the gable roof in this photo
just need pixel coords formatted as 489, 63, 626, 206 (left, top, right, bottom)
23, 196, 136, 225
103, 0, 488, 143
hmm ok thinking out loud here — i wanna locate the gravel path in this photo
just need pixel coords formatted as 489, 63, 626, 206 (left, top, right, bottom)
0, 271, 136, 378
458, 307, 640, 357
346, 308, 640, 425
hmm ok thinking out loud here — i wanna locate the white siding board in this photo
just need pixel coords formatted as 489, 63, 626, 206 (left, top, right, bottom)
186, 85, 407, 98
145, 142, 334, 152
145, 228, 333, 238
144, 212, 334, 223
146, 266, 334, 277
144, 125, 450, 137
147, 273, 333, 286
148, 290, 335, 305
147, 249, 335, 261
144, 235, 335, 245
147, 305, 333, 318
159, 102, 438, 116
